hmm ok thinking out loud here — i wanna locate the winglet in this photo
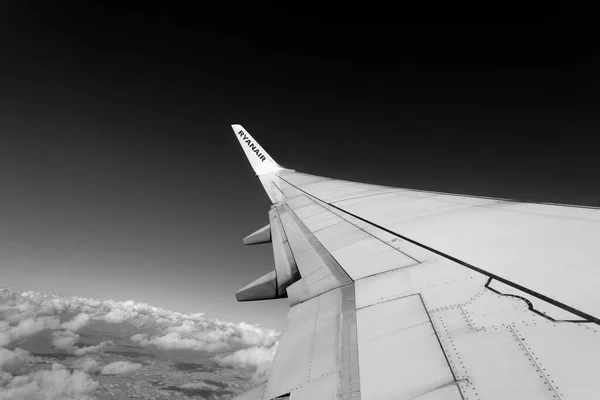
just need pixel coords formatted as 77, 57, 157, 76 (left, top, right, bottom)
232, 124, 283, 175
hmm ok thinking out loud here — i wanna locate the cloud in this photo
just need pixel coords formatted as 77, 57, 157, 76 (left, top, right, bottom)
0, 288, 276, 351
73, 357, 100, 373
0, 333, 9, 348
51, 331, 78, 352
214, 345, 277, 369
0, 348, 30, 375
100, 361, 142, 375
214, 345, 278, 385
73, 341, 112, 357
130, 332, 230, 352
0, 286, 280, 386
7, 317, 60, 342
129, 319, 278, 358
102, 308, 132, 324
51, 331, 112, 356
0, 349, 99, 397
0, 371, 12, 386
60, 313, 91, 332
251, 361, 273, 385
162, 381, 235, 399
0, 363, 98, 400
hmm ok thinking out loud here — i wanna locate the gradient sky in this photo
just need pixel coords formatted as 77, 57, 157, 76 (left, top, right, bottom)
0, 6, 598, 330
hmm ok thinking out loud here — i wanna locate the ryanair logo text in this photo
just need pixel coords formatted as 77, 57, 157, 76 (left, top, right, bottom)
238, 130, 266, 162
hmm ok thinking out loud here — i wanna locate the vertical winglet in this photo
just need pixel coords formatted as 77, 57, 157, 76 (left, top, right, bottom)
232, 124, 283, 176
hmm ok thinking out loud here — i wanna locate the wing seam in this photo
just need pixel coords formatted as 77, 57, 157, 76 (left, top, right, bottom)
277, 175, 600, 326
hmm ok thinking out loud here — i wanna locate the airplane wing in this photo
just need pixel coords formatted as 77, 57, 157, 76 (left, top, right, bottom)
231, 124, 600, 400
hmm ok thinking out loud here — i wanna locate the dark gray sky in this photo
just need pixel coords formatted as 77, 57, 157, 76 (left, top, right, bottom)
0, 5, 598, 329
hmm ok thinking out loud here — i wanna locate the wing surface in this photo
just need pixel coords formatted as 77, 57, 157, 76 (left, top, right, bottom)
231, 125, 600, 400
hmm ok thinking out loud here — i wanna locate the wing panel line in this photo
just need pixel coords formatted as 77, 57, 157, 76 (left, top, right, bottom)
278, 175, 600, 326
420, 293, 466, 400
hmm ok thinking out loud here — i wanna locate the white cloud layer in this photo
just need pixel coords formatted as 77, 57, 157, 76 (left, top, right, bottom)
130, 332, 230, 352
61, 313, 91, 332
214, 346, 277, 369
2, 317, 60, 345
73, 357, 100, 374
100, 361, 142, 375
0, 348, 30, 376
213, 345, 278, 384
0, 363, 98, 400
0, 286, 280, 395
51, 331, 113, 357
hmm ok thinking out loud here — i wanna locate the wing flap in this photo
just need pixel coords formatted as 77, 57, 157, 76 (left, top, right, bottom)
288, 374, 336, 399
234, 383, 267, 400
263, 286, 360, 399
356, 294, 461, 400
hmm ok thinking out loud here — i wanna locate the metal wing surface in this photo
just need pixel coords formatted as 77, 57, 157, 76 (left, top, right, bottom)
231, 125, 600, 400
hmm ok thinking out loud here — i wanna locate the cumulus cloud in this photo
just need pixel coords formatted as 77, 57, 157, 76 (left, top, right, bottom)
129, 318, 278, 359
73, 341, 112, 357
100, 361, 142, 375
252, 361, 274, 385
7, 317, 60, 343
51, 331, 78, 352
214, 345, 278, 385
0, 345, 99, 398
214, 346, 277, 369
60, 313, 91, 332
0, 333, 9, 349
0, 371, 12, 386
0, 348, 30, 375
1, 288, 276, 349
51, 331, 112, 356
0, 348, 99, 398
0, 286, 280, 385
73, 357, 100, 373
102, 307, 132, 324
130, 331, 230, 352
0, 363, 98, 400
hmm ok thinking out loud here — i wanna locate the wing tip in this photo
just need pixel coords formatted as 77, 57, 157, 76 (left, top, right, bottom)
231, 124, 283, 174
